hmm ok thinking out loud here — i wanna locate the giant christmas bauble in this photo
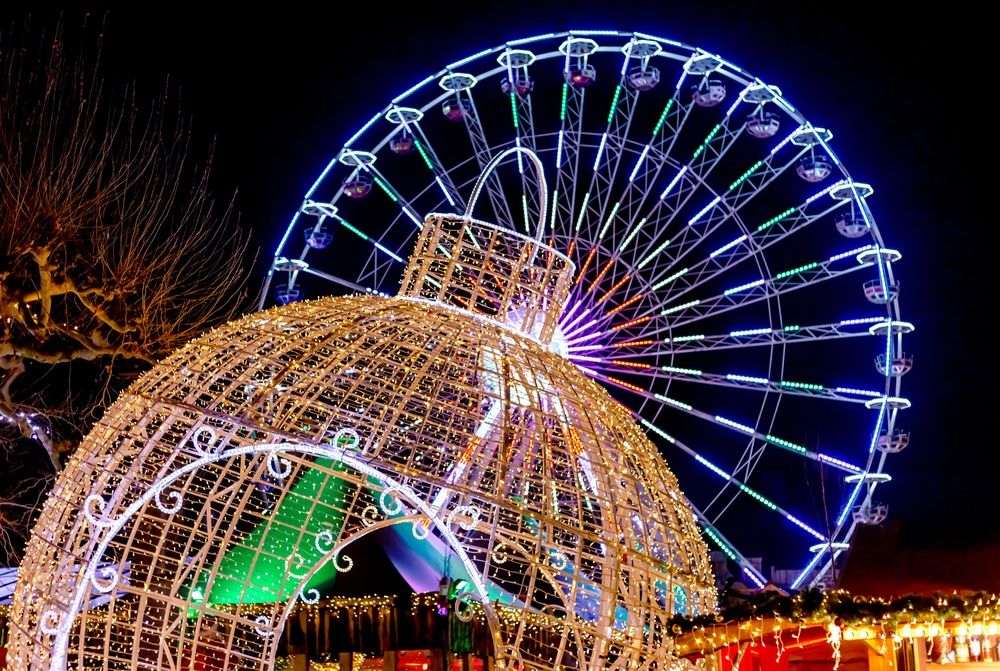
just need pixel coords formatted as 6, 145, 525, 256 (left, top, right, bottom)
10, 211, 715, 671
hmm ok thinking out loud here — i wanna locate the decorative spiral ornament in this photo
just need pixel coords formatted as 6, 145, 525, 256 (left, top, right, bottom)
447, 505, 481, 530
411, 518, 431, 540
190, 426, 220, 455
285, 553, 309, 580
332, 427, 361, 452
332, 553, 354, 572
154, 488, 184, 515
90, 565, 119, 594
548, 551, 569, 571
378, 487, 403, 515
490, 543, 509, 565
300, 588, 320, 604
39, 610, 62, 636
360, 504, 380, 527
83, 494, 113, 528
267, 452, 292, 478
254, 615, 275, 637
315, 528, 335, 553
454, 591, 482, 623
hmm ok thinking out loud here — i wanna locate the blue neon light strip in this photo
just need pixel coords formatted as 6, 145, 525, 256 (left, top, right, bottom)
344, 112, 383, 147
599, 202, 620, 239
723, 279, 766, 295
507, 34, 558, 46
447, 48, 494, 70
618, 218, 645, 253
594, 133, 608, 171
660, 166, 687, 199
688, 197, 720, 225
274, 212, 301, 258
629, 145, 651, 182
435, 176, 456, 207
638, 238, 670, 269
336, 218, 405, 263
391, 75, 437, 105
710, 235, 747, 258
730, 327, 770, 337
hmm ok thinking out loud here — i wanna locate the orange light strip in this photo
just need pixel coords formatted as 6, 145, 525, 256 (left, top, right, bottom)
611, 339, 654, 348
588, 259, 614, 293
598, 275, 630, 303
611, 360, 651, 369
605, 293, 642, 317
575, 248, 596, 285
606, 376, 644, 393
611, 315, 652, 331
567, 239, 576, 258
458, 435, 482, 464
566, 425, 583, 456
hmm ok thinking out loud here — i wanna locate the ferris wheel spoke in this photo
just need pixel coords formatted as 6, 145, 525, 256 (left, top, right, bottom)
634, 189, 847, 310
499, 48, 549, 234
593, 361, 878, 406
602, 316, 887, 357
444, 78, 517, 229
688, 503, 766, 588
685, 98, 749, 179
578, 62, 639, 237
550, 85, 589, 238
650, 249, 874, 332
636, 418, 831, 543
588, 371, 863, 475
630, 142, 813, 296
402, 118, 467, 211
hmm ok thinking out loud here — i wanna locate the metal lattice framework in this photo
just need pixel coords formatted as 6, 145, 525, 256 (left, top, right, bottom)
263, 30, 910, 588
10, 213, 715, 671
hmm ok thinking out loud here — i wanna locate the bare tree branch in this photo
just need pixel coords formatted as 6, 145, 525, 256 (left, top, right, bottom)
0, 16, 256, 562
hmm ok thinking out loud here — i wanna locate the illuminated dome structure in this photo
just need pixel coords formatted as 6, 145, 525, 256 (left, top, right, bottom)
9, 149, 715, 671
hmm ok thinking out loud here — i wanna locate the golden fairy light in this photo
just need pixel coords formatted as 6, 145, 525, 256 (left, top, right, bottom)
9, 148, 715, 671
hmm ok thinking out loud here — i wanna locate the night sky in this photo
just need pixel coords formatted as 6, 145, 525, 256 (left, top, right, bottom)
3, 3, 991, 578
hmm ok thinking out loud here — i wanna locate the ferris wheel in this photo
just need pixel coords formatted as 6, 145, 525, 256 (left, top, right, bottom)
262, 30, 911, 590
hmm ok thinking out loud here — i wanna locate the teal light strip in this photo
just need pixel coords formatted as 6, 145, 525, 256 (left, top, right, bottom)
702, 526, 737, 561
765, 434, 808, 454
638, 239, 671, 269
651, 267, 687, 292
692, 124, 722, 160
607, 85, 622, 123
775, 261, 819, 280
652, 99, 674, 136
728, 159, 765, 191
413, 139, 435, 172
755, 207, 797, 233
372, 176, 398, 203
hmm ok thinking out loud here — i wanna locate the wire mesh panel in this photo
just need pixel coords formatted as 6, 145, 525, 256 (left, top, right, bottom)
11, 226, 715, 671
